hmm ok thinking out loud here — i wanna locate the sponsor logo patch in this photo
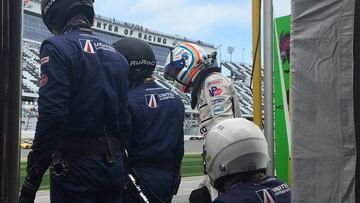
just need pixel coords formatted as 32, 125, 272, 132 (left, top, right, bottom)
39, 74, 48, 87
145, 94, 158, 108
158, 92, 175, 101
211, 98, 225, 105
79, 39, 117, 54
200, 126, 208, 135
270, 183, 290, 195
256, 188, 276, 203
79, 39, 96, 54
208, 86, 223, 97
207, 79, 223, 87
213, 105, 224, 115
129, 60, 156, 67
40, 56, 49, 66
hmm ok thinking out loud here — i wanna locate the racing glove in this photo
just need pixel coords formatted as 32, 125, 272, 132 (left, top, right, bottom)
19, 151, 52, 203
189, 186, 211, 203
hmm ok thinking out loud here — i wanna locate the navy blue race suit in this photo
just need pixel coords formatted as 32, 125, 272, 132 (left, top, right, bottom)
32, 27, 130, 203
213, 177, 291, 203
125, 81, 184, 203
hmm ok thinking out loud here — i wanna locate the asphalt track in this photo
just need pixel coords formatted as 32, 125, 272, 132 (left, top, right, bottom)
34, 176, 203, 203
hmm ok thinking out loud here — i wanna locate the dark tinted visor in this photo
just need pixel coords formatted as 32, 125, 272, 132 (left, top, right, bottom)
164, 59, 185, 81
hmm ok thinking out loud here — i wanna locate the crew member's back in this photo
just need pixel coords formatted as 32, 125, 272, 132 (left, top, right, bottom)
34, 28, 130, 150
128, 83, 184, 166
113, 38, 184, 203
19, 1, 130, 202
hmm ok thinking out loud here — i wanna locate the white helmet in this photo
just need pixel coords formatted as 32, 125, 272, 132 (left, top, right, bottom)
205, 118, 269, 191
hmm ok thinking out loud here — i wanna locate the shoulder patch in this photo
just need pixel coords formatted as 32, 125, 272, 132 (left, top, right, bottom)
208, 86, 223, 97
79, 39, 96, 54
79, 39, 117, 54
256, 188, 276, 203
40, 56, 49, 66
211, 97, 225, 105
145, 94, 158, 108
158, 92, 175, 101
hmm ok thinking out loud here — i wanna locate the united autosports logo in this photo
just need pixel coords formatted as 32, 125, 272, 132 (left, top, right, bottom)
145, 94, 158, 108
256, 188, 276, 203
80, 39, 117, 54
208, 86, 223, 97
79, 39, 96, 54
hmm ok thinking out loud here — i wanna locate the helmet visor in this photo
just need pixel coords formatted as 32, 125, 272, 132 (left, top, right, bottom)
164, 59, 185, 81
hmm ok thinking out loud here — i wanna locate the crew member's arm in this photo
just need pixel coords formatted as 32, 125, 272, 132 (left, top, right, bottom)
20, 42, 70, 203
118, 63, 131, 149
172, 101, 185, 195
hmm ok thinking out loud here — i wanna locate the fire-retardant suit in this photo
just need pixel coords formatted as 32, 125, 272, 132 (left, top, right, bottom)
164, 43, 242, 200
196, 72, 242, 137
19, 1, 130, 202
113, 38, 184, 203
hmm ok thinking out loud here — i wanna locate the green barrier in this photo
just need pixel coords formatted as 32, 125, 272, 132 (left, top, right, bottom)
273, 15, 291, 184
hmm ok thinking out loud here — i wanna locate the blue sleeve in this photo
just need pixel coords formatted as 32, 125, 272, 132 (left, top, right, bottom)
117, 63, 131, 148
32, 42, 70, 155
173, 100, 185, 175
119, 94, 131, 149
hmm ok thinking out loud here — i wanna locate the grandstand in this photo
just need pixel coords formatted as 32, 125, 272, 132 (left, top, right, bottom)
21, 0, 257, 137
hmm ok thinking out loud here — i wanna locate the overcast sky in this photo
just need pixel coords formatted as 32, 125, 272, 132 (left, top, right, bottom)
94, 0, 291, 64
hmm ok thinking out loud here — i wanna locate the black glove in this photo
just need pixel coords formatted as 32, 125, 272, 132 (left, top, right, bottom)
189, 186, 211, 203
172, 174, 181, 195
19, 151, 52, 203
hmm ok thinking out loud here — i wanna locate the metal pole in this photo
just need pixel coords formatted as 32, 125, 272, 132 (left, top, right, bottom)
252, 0, 262, 128
0, 0, 23, 202
264, 0, 274, 176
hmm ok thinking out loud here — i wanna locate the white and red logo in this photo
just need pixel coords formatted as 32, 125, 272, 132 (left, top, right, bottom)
40, 56, 49, 66
79, 39, 96, 54
207, 79, 223, 87
39, 74, 48, 87
208, 86, 223, 97
256, 188, 276, 203
145, 94, 158, 108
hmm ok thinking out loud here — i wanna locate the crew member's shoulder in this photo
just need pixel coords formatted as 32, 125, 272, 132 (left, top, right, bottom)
214, 189, 254, 203
153, 86, 183, 103
40, 32, 77, 53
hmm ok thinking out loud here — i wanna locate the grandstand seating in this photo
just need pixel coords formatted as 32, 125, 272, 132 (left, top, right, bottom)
21, 40, 259, 135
